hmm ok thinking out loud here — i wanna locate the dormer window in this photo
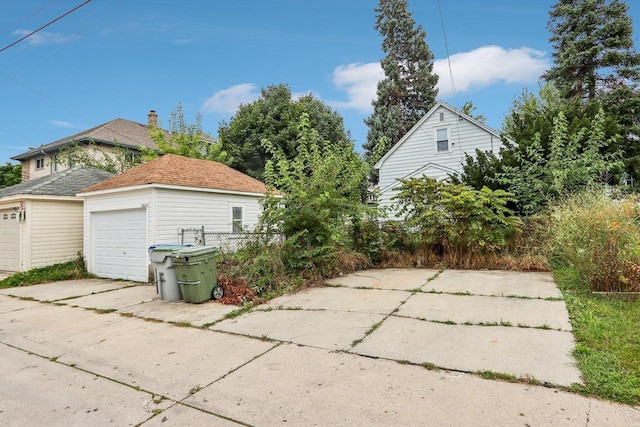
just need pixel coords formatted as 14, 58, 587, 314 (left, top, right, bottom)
35, 158, 45, 170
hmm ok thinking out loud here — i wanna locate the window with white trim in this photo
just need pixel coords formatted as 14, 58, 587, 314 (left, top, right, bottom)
436, 128, 449, 152
36, 158, 45, 170
232, 207, 243, 233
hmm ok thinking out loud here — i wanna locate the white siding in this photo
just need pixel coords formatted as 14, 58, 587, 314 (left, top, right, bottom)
377, 105, 503, 212
153, 188, 263, 243
28, 200, 84, 269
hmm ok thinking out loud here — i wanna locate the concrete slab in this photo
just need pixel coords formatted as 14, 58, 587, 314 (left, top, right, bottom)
185, 344, 638, 427
0, 278, 135, 301
427, 270, 562, 299
0, 343, 171, 426
141, 403, 239, 426
326, 268, 439, 290
0, 304, 141, 358
0, 294, 43, 314
261, 286, 407, 315
117, 299, 238, 327
211, 309, 385, 350
352, 316, 582, 387
55, 318, 275, 401
62, 285, 158, 309
398, 292, 573, 331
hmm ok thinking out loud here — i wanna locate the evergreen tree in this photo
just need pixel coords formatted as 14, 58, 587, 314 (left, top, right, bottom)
543, 0, 640, 181
364, 0, 439, 168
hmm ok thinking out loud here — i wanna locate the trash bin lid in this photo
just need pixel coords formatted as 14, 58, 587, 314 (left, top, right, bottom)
170, 245, 218, 258
149, 243, 192, 252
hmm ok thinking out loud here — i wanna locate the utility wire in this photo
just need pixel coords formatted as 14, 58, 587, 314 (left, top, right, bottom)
0, 0, 92, 55
436, 0, 458, 106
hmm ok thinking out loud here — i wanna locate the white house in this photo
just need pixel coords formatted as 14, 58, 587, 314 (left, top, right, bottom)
77, 154, 269, 282
374, 101, 504, 211
0, 167, 113, 272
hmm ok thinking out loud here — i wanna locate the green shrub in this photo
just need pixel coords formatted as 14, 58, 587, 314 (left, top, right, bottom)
544, 190, 640, 292
392, 177, 520, 258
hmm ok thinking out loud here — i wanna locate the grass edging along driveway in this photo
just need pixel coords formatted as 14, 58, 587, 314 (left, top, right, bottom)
554, 266, 640, 405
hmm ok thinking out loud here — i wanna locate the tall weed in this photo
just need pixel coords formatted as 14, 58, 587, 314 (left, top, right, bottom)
544, 190, 640, 292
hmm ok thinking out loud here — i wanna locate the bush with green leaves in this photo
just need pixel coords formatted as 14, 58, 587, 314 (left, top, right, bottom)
496, 109, 622, 216
392, 177, 520, 257
260, 113, 369, 274
543, 190, 640, 293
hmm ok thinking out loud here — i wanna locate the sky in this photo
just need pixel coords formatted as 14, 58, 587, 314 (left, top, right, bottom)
1, 0, 639, 166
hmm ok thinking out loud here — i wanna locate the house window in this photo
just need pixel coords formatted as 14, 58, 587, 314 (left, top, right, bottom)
439, 112, 445, 122
35, 158, 45, 170
2, 214, 7, 220
436, 128, 449, 152
53, 155, 59, 172
232, 207, 243, 233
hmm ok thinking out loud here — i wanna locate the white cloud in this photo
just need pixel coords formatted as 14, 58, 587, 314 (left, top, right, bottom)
49, 120, 75, 129
12, 29, 75, 46
201, 83, 260, 115
173, 38, 193, 45
330, 45, 549, 112
434, 45, 549, 98
330, 63, 384, 112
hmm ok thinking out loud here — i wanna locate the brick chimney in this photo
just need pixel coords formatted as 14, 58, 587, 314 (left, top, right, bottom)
147, 110, 158, 128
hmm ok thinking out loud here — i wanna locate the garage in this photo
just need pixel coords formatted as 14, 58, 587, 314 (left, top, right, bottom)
0, 209, 19, 271
91, 208, 148, 282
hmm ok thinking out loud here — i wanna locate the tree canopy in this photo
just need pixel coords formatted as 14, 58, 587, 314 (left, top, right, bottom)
364, 0, 439, 167
0, 162, 21, 188
218, 84, 352, 181
144, 103, 229, 164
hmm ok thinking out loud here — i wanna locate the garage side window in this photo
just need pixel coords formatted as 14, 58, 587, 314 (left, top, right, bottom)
232, 207, 243, 233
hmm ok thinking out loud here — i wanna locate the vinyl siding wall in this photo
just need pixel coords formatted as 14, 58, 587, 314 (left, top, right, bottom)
154, 188, 263, 243
377, 105, 503, 211
27, 199, 84, 269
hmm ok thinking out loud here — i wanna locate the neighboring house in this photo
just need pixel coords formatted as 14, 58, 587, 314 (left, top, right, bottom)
77, 154, 270, 282
0, 167, 113, 272
11, 111, 163, 182
373, 101, 505, 211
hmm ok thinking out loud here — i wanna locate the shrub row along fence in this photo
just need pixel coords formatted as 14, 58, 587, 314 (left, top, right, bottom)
178, 227, 284, 253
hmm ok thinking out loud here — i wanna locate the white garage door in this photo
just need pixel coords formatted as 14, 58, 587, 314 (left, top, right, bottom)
92, 208, 148, 282
0, 209, 20, 271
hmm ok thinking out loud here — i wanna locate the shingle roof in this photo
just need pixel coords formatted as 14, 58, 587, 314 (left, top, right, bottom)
0, 166, 114, 198
78, 154, 268, 195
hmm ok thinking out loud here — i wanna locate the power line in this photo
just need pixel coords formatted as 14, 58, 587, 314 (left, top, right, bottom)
0, 0, 92, 55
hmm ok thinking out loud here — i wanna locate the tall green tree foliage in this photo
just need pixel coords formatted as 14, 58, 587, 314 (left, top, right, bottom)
544, 0, 640, 180
364, 0, 439, 166
260, 114, 368, 273
0, 162, 21, 188
218, 84, 351, 180
144, 103, 229, 164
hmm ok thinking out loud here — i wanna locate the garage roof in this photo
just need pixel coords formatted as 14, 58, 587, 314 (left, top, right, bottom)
0, 166, 113, 198
78, 154, 268, 195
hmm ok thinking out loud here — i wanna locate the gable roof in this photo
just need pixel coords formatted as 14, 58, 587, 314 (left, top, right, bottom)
78, 154, 268, 195
0, 166, 113, 198
11, 118, 162, 161
374, 101, 503, 169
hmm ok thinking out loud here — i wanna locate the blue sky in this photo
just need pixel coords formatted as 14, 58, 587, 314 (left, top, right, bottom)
1, 0, 639, 166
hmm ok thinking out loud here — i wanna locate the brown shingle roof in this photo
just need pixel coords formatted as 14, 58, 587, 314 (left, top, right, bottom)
79, 154, 268, 195
12, 118, 162, 161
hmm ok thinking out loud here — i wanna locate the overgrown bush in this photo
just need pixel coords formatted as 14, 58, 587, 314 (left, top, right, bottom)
392, 177, 520, 258
543, 190, 640, 292
0, 257, 89, 288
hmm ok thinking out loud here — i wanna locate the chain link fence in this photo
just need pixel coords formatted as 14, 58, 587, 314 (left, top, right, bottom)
178, 227, 283, 253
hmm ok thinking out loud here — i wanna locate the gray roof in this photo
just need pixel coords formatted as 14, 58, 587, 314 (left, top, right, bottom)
0, 166, 114, 198
11, 117, 218, 162
11, 118, 162, 161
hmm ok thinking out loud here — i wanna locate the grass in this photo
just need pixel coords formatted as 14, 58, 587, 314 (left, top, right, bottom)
0, 258, 89, 288
554, 265, 640, 405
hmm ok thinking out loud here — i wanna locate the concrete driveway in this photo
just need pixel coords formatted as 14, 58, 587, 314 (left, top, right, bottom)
0, 269, 638, 426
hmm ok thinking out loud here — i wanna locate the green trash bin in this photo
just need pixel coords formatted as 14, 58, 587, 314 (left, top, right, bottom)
170, 246, 224, 303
